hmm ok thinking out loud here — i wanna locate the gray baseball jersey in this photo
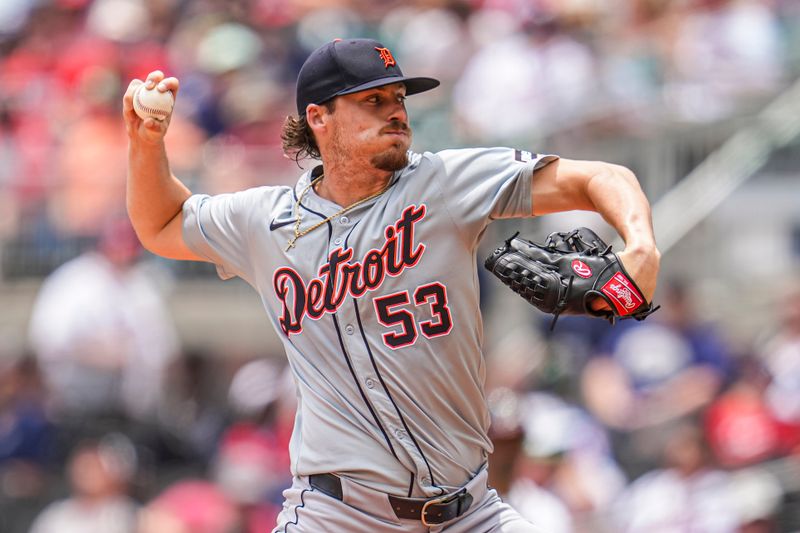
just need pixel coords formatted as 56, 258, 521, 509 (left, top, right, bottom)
182, 147, 557, 498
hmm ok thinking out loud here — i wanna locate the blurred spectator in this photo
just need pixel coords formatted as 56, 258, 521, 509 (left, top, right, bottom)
0, 353, 52, 531
662, 0, 785, 122
705, 355, 787, 469
504, 398, 575, 533
29, 434, 139, 533
27, 217, 178, 422
759, 283, 800, 451
453, 15, 596, 142
51, 107, 129, 237
611, 421, 731, 531
212, 359, 295, 532
581, 280, 732, 474
136, 479, 240, 533
0, 353, 51, 533
507, 476, 572, 533
612, 420, 782, 532
728, 467, 785, 533
156, 349, 230, 463
484, 325, 545, 393
486, 386, 525, 499
509, 392, 626, 532
387, 6, 473, 87
0, 354, 51, 476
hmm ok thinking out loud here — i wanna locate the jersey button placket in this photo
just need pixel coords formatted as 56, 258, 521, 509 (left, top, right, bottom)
328, 235, 411, 465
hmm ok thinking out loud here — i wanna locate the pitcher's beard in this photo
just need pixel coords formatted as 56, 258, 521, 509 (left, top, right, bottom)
371, 145, 408, 171
327, 122, 410, 172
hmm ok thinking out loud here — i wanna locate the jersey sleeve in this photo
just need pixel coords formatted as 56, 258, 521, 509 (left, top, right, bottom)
431, 147, 558, 246
182, 190, 262, 284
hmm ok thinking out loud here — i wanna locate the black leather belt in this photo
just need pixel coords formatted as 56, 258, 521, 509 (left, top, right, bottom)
309, 473, 474, 526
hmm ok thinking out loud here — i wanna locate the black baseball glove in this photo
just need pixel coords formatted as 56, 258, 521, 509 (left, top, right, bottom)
484, 227, 658, 328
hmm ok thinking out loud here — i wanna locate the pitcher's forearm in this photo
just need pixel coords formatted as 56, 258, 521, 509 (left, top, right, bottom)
585, 164, 656, 251
584, 164, 660, 300
126, 139, 192, 246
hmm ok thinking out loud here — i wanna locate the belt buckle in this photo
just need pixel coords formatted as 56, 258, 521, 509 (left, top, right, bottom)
420, 489, 465, 527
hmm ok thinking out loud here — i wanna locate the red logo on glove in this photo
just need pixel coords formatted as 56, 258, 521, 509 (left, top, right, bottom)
600, 272, 644, 315
571, 260, 592, 278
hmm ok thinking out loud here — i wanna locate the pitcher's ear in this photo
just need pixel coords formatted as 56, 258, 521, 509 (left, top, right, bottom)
306, 103, 329, 129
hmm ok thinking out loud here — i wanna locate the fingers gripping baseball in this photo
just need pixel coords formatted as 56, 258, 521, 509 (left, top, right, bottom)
123, 70, 179, 143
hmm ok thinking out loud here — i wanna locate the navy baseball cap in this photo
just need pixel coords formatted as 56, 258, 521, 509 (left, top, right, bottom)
295, 38, 440, 115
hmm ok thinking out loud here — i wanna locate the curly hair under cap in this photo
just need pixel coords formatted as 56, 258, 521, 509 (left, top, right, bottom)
281, 100, 336, 164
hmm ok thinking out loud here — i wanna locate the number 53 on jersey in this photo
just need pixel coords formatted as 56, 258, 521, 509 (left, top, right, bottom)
374, 282, 453, 349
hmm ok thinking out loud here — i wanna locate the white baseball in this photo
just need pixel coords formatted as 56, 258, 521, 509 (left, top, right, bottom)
133, 84, 174, 121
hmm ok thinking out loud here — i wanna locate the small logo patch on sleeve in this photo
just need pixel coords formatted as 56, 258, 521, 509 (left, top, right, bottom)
600, 272, 644, 315
514, 150, 537, 163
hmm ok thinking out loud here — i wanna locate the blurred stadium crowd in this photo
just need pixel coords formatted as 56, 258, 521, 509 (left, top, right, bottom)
1, 0, 799, 276
1, 0, 800, 531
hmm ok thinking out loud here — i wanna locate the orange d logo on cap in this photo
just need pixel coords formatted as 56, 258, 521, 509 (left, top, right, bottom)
375, 47, 396, 68
295, 38, 439, 114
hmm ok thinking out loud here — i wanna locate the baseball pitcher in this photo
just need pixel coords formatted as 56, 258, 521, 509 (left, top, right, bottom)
123, 38, 660, 532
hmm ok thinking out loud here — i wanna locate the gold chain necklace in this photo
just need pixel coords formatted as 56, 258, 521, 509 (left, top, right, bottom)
286, 174, 392, 251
